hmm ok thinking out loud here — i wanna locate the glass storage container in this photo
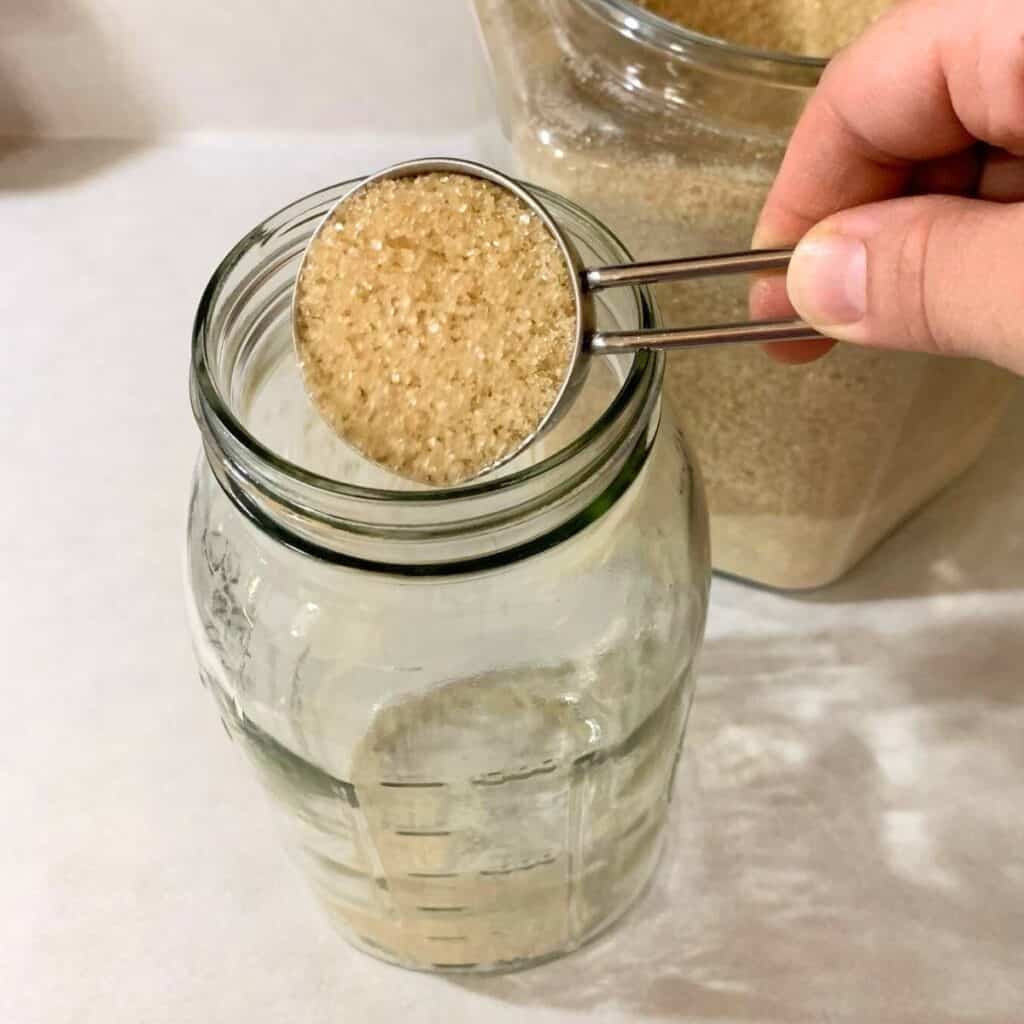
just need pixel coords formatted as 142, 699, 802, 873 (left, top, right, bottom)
185, 180, 710, 973
472, 0, 1017, 590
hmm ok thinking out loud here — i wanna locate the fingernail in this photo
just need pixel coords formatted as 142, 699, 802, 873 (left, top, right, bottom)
788, 234, 867, 326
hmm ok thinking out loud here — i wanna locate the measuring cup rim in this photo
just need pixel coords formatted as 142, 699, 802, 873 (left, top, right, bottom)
290, 157, 590, 482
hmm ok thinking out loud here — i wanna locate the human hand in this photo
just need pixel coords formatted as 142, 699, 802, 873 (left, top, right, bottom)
753, 0, 1024, 374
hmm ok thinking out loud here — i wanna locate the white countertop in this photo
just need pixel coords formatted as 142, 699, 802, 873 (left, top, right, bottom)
4, 135, 1023, 1024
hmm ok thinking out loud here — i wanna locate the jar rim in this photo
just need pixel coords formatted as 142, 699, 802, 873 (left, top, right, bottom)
190, 176, 659, 508
579, 0, 828, 82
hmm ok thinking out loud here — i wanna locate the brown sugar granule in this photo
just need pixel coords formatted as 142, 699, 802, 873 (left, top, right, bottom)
294, 172, 577, 486
634, 0, 892, 55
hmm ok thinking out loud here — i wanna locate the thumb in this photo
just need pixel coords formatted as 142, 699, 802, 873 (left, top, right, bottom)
786, 195, 1024, 375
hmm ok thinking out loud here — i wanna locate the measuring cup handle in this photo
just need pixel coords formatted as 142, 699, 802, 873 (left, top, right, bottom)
585, 248, 819, 352
591, 320, 824, 354
585, 249, 795, 290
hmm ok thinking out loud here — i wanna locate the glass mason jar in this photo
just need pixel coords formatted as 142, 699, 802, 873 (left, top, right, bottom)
185, 180, 710, 973
472, 0, 1017, 590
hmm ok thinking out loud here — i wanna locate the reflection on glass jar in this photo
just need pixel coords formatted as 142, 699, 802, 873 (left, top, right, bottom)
185, 181, 710, 973
473, 0, 1017, 589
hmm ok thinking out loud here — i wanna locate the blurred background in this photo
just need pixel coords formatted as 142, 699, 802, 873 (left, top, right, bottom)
0, 0, 484, 139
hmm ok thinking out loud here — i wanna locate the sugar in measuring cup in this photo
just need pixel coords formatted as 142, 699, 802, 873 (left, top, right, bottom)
293, 158, 820, 485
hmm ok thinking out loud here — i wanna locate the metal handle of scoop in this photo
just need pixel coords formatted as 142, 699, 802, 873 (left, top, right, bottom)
585, 248, 823, 354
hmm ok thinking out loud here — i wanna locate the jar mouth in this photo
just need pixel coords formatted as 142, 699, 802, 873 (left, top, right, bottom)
191, 177, 661, 548
583, 0, 828, 81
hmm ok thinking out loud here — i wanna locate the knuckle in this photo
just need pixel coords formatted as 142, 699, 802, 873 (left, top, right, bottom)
983, 104, 1024, 155
893, 208, 948, 355
978, 29, 1024, 153
949, 13, 1024, 153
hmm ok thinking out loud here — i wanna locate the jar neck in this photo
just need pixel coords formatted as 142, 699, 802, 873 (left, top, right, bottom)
191, 180, 663, 574
547, 0, 824, 140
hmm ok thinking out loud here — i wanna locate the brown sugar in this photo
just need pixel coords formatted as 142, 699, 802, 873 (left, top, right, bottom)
470, 0, 1014, 587
634, 0, 892, 55
293, 172, 576, 486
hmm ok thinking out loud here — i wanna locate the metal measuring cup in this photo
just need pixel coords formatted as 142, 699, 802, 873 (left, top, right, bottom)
293, 158, 821, 479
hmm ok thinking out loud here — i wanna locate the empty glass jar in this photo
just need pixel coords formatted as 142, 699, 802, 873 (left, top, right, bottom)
473, 0, 1017, 589
185, 180, 710, 972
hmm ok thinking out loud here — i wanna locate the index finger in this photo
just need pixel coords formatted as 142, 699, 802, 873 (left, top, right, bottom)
757, 0, 1024, 243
